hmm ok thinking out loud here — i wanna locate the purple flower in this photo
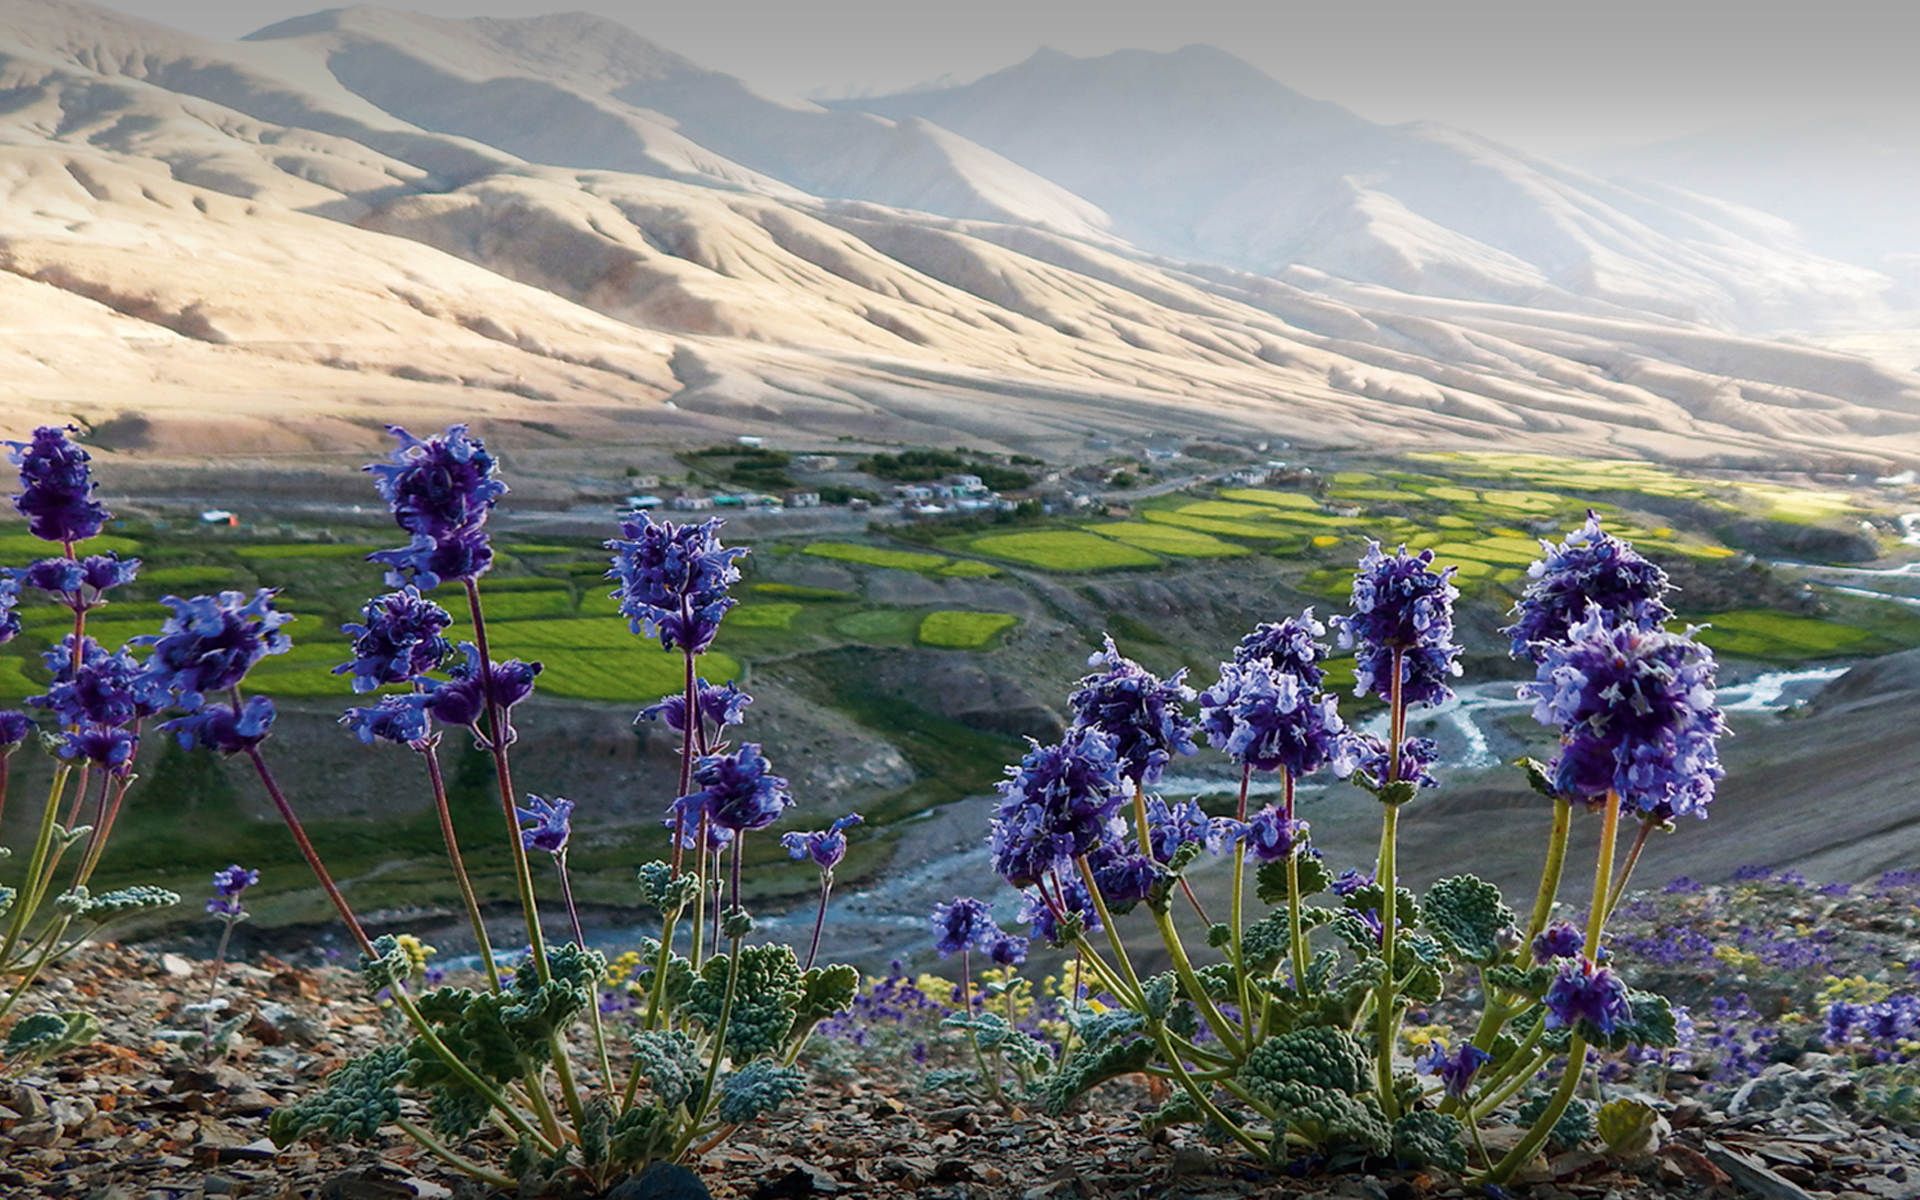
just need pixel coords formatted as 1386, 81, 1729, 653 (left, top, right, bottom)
1200, 659, 1349, 776
19, 553, 141, 614
1533, 921, 1585, 961
931, 896, 996, 957
364, 424, 506, 590
1019, 878, 1101, 942
989, 728, 1126, 888
8, 426, 109, 545
1339, 732, 1440, 791
987, 933, 1029, 967
662, 808, 735, 853
679, 743, 791, 833
1522, 605, 1725, 818
32, 637, 169, 729
342, 693, 435, 747
782, 813, 863, 873
0, 572, 18, 643
637, 679, 751, 738
0, 710, 34, 750
516, 794, 574, 854
135, 590, 294, 711
1505, 512, 1672, 662
1144, 796, 1232, 863
1332, 868, 1374, 897
58, 723, 137, 774
335, 587, 453, 692
1088, 841, 1158, 909
1233, 611, 1329, 689
606, 515, 745, 654
423, 643, 541, 743
1544, 956, 1634, 1036
1242, 806, 1309, 862
1417, 1042, 1492, 1100
1330, 543, 1462, 708
163, 696, 277, 755
1068, 635, 1197, 786
207, 863, 259, 918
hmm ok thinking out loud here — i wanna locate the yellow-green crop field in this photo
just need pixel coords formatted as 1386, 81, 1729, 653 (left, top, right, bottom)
1092, 522, 1249, 557
918, 610, 1019, 648
970, 531, 1159, 570
803, 542, 948, 571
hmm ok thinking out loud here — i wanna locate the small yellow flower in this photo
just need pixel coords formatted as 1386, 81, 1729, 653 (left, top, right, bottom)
394, 934, 437, 974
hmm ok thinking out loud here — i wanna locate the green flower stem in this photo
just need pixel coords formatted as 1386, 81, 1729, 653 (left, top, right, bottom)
1585, 792, 1620, 956
554, 850, 615, 1097
0, 915, 72, 1026
1073, 856, 1146, 1009
640, 898, 685, 1037
1230, 764, 1253, 1043
1, 765, 74, 970
677, 923, 744, 1162
71, 766, 135, 890
1283, 770, 1309, 1004
463, 579, 549, 986
395, 1117, 516, 1189
1521, 798, 1574, 965
1149, 904, 1244, 1059
804, 876, 831, 972
671, 639, 696, 874
960, 948, 1007, 1108
58, 762, 90, 830
1374, 798, 1403, 1120
422, 737, 499, 992
1470, 1032, 1549, 1121
1479, 1031, 1587, 1184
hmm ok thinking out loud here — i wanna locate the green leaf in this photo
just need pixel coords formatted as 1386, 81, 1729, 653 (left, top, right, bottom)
1035, 1033, 1155, 1116
1485, 963, 1556, 1000
1376, 780, 1419, 806
717, 1061, 806, 1124
1392, 1110, 1466, 1170
628, 1030, 702, 1112
1585, 990, 1679, 1052
2, 1011, 98, 1067
636, 861, 700, 912
722, 907, 754, 940
1143, 972, 1176, 1021
358, 935, 415, 995
1254, 852, 1332, 906
269, 1047, 407, 1146
1520, 757, 1559, 800
792, 963, 860, 1034
608, 1105, 676, 1170
683, 943, 802, 1060
1421, 875, 1516, 967
1596, 1097, 1661, 1158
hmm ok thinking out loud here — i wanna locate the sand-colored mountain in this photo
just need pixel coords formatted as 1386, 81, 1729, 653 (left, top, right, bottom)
1, 0, 1918, 469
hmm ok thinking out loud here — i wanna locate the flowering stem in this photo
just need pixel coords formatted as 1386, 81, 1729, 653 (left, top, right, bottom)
1149, 904, 1244, 1058
244, 746, 372, 953
73, 765, 134, 888
205, 919, 238, 1006
422, 739, 499, 992
1604, 816, 1654, 919
1586, 791, 1620, 957
59, 762, 90, 830
678, 919, 744, 1162
1283, 769, 1309, 1004
394, 1117, 516, 1190
1520, 797, 1574, 966
672, 639, 696, 873
1374, 798, 1402, 1120
1480, 1031, 1588, 1184
555, 849, 615, 1096
463, 578, 550, 987
0, 765, 73, 970
805, 876, 831, 971
1073, 855, 1146, 1009
960, 948, 1007, 1107
1230, 845, 1252, 1043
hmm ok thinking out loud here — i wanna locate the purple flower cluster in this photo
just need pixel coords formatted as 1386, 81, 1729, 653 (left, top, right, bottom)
515, 794, 573, 854
135, 590, 294, 711
1019, 875, 1102, 942
932, 896, 997, 958
8, 426, 109, 545
1417, 1041, 1492, 1100
606, 515, 744, 655
422, 643, 541, 744
1505, 512, 1673, 661
1241, 806, 1309, 863
335, 587, 452, 692
1544, 956, 1634, 1036
163, 695, 277, 756
1086, 841, 1157, 909
0, 572, 18, 644
1067, 636, 1196, 786
989, 728, 1125, 889
1233, 612, 1329, 688
638, 678, 751, 740
783, 813, 863, 873
675, 743, 791, 834
207, 863, 259, 919
341, 693, 434, 748
1143, 796, 1234, 863
33, 637, 168, 730
1532, 921, 1585, 961
1524, 605, 1725, 817
15, 552, 140, 614
365, 424, 506, 590
1825, 993, 1920, 1050
1340, 732, 1439, 791
1198, 658, 1349, 776
1331, 543, 1462, 708
0, 710, 33, 751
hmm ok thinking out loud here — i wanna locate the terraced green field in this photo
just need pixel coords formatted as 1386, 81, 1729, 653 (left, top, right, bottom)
970, 531, 1159, 570
918, 610, 1019, 648
1092, 522, 1249, 557
803, 542, 948, 571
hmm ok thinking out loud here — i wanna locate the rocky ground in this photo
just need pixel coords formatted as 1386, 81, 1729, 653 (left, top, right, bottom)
1, 871, 1916, 1200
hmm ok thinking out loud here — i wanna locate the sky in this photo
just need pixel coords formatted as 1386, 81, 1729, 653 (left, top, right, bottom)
88, 0, 1920, 158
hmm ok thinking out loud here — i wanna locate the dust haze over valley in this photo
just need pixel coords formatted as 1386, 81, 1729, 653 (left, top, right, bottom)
5, 0, 1920, 958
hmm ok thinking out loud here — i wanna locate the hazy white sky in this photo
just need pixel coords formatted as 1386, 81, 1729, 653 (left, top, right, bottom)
88, 0, 1920, 157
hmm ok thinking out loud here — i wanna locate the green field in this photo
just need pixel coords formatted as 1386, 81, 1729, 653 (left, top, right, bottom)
918, 610, 1019, 648
751, 582, 856, 600
970, 531, 1159, 570
1218, 489, 1321, 509
938, 559, 1002, 578
139, 565, 247, 587
1141, 510, 1299, 541
1092, 522, 1249, 557
0, 533, 140, 557
830, 608, 924, 643
234, 543, 382, 560
728, 603, 803, 629
803, 542, 949, 571
1690, 610, 1877, 660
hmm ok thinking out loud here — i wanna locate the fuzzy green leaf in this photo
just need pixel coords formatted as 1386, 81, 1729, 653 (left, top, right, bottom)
1255, 853, 1332, 906
629, 1030, 702, 1112
683, 943, 802, 1060
636, 861, 699, 912
1036, 1033, 1155, 1116
716, 1061, 806, 1125
269, 1047, 407, 1145
1421, 875, 1516, 967
1392, 1110, 1466, 1170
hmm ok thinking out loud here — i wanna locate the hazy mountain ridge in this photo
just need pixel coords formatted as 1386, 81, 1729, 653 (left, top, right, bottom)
0, 0, 1918, 469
